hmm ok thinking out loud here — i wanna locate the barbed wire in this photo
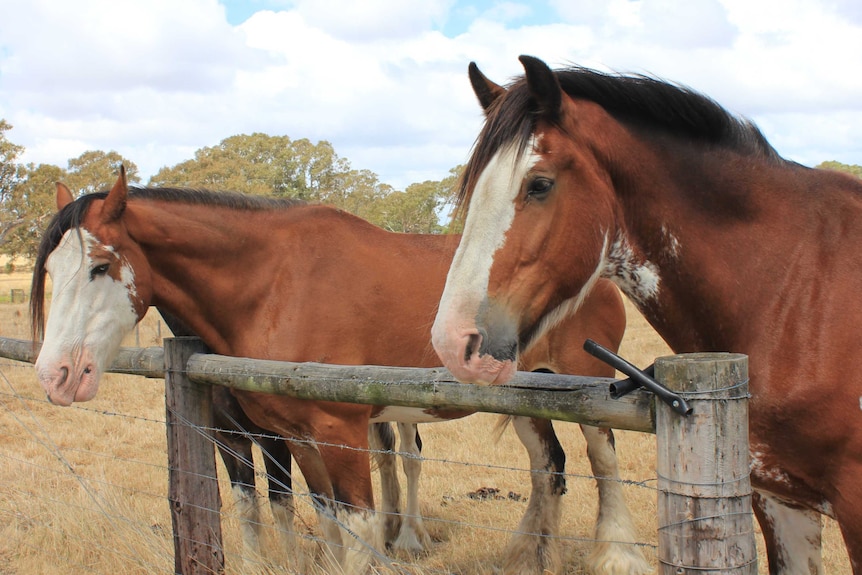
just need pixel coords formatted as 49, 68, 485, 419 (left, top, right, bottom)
0, 364, 173, 569
0, 367, 658, 491
0, 354, 661, 574
0, 510, 171, 574
0, 450, 169, 503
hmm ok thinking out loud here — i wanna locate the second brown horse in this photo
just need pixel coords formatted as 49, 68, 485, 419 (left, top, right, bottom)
31, 173, 649, 574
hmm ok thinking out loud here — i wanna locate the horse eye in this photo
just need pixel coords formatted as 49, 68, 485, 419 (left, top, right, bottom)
90, 263, 110, 280
527, 177, 554, 199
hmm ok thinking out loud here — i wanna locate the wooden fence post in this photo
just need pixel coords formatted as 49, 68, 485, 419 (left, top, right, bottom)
164, 337, 225, 575
655, 353, 755, 574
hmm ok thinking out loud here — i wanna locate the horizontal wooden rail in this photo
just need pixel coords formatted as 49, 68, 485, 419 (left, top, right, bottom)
0, 337, 40, 366
2, 335, 753, 573
187, 353, 655, 432
0, 336, 656, 433
0, 337, 166, 377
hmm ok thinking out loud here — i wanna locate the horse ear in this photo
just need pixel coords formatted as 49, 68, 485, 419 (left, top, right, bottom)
519, 55, 562, 120
101, 165, 128, 222
468, 62, 506, 113
55, 183, 74, 211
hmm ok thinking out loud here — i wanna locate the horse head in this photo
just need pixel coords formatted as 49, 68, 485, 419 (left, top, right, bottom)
432, 56, 619, 385
32, 167, 152, 405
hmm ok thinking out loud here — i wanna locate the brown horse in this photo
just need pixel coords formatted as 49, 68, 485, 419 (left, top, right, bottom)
432, 55, 862, 574
30, 173, 650, 575
157, 309, 419, 564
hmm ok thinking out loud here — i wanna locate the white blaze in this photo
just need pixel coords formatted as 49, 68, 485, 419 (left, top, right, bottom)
35, 229, 139, 403
434, 139, 539, 337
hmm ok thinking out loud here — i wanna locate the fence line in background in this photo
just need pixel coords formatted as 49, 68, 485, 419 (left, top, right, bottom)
0, 336, 755, 574
0, 380, 647, 490
0, 390, 658, 573
0, 337, 655, 431
0, 356, 660, 574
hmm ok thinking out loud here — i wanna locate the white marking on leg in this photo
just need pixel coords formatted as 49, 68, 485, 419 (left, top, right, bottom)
231, 484, 263, 564
335, 508, 384, 575
368, 423, 402, 545
317, 509, 346, 572
392, 422, 431, 554
502, 416, 563, 575
270, 495, 297, 562
581, 426, 651, 575
756, 490, 823, 575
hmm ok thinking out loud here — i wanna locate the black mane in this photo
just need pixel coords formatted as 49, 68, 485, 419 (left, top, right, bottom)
557, 67, 776, 154
457, 65, 781, 212
30, 186, 305, 340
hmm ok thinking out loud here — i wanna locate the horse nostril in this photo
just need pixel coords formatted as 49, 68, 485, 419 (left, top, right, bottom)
465, 333, 481, 362
59, 366, 69, 382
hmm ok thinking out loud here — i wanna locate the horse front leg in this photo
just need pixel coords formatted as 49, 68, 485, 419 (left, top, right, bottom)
211, 386, 266, 565
317, 426, 384, 575
283, 409, 382, 575
581, 425, 651, 575
753, 490, 823, 574
369, 422, 402, 545
501, 415, 564, 575
214, 428, 264, 564
393, 422, 432, 554
286, 437, 346, 569
233, 393, 382, 574
258, 434, 296, 559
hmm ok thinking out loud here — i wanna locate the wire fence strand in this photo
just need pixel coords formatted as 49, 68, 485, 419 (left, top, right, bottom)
0, 344, 660, 574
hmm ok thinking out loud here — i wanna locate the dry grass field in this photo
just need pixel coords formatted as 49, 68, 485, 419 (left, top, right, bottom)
0, 269, 851, 574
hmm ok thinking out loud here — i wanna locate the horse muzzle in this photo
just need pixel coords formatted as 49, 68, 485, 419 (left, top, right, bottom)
432, 325, 518, 385
36, 356, 100, 406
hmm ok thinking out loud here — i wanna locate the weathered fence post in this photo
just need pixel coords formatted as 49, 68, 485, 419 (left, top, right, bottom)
655, 353, 755, 574
165, 337, 225, 575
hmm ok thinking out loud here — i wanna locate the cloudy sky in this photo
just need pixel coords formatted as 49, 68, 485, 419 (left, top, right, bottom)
1, 0, 861, 190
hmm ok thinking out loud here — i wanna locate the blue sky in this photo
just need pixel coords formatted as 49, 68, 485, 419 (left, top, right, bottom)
1, 0, 860, 190
221, 0, 290, 25
219, 0, 556, 34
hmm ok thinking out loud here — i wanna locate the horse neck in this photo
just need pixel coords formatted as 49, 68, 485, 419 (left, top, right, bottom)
125, 199, 278, 352
608, 139, 824, 354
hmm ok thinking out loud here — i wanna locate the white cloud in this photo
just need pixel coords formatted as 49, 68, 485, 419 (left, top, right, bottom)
292, 0, 454, 42
1, 0, 861, 191
549, 0, 619, 26
638, 0, 738, 48
1, 0, 256, 94
480, 2, 534, 24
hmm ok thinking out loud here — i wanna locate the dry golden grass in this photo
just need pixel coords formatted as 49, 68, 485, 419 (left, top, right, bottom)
0, 270, 851, 574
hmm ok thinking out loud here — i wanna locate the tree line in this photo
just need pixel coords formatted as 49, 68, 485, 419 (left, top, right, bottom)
2, 117, 861, 265
0, 120, 462, 263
